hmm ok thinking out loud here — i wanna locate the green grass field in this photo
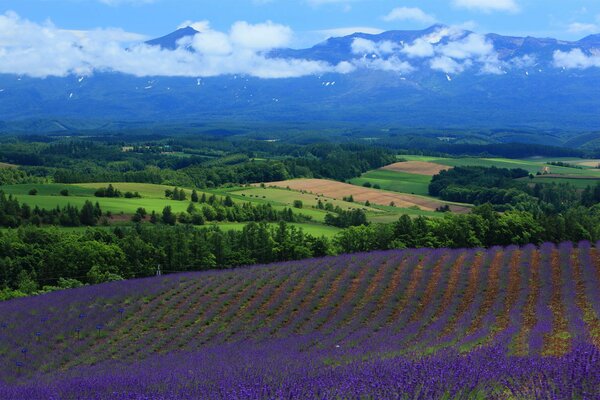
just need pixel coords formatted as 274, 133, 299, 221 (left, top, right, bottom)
525, 176, 600, 189
208, 222, 341, 237
0, 182, 377, 231
349, 170, 431, 196
0, 183, 217, 215
229, 187, 381, 212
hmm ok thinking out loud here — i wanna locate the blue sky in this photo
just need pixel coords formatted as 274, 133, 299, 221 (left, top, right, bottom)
3, 0, 600, 46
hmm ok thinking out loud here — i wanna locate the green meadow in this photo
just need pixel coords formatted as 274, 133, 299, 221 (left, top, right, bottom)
209, 222, 341, 238
349, 170, 431, 196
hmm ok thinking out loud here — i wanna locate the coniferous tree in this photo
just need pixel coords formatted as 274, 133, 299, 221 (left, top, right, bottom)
80, 201, 98, 226
161, 206, 176, 225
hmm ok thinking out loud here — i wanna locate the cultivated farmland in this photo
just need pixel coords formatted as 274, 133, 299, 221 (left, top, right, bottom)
261, 178, 470, 213
0, 242, 598, 398
381, 161, 451, 175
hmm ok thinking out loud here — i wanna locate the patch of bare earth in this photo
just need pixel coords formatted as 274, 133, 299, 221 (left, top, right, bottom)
576, 160, 600, 168
259, 179, 469, 213
0, 162, 17, 169
381, 161, 451, 176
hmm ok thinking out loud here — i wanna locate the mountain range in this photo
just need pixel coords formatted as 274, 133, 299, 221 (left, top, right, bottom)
0, 24, 599, 141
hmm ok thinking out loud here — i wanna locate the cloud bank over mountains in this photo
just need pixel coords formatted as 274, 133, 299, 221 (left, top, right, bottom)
0, 11, 598, 79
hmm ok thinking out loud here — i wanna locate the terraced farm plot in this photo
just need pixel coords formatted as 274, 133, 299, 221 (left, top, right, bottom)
261, 178, 470, 213
0, 243, 598, 398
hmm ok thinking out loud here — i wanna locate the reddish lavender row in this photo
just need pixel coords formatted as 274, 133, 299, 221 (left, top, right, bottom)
0, 243, 599, 398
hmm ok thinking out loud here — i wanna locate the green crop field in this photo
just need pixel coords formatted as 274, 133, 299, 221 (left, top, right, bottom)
349, 170, 431, 196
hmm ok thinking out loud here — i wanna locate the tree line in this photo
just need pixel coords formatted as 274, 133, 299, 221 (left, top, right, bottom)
3, 201, 600, 300
429, 166, 600, 214
0, 192, 102, 228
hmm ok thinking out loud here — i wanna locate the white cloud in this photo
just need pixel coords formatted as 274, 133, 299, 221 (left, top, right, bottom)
190, 31, 233, 55
553, 49, 600, 69
438, 33, 494, 59
177, 20, 211, 32
453, 0, 519, 13
430, 56, 470, 74
567, 22, 599, 35
349, 26, 501, 75
354, 56, 414, 73
510, 54, 536, 69
401, 38, 435, 58
0, 12, 345, 79
351, 38, 399, 55
230, 21, 292, 50
382, 7, 436, 25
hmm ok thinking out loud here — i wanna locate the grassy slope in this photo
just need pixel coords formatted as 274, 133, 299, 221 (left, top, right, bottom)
349, 170, 431, 196
0, 183, 344, 236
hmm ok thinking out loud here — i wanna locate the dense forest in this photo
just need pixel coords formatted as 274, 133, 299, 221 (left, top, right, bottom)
430, 166, 600, 213
0, 138, 394, 188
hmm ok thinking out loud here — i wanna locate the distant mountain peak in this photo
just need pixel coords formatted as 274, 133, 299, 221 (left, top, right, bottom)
146, 26, 199, 50
578, 33, 600, 45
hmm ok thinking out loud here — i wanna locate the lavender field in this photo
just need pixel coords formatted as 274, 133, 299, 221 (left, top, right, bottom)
1, 242, 599, 399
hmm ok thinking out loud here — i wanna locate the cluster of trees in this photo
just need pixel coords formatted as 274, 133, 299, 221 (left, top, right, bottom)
153, 201, 301, 226
334, 204, 600, 253
429, 166, 530, 198
94, 184, 141, 199
547, 161, 583, 169
0, 168, 42, 185
0, 192, 102, 228
581, 184, 600, 207
0, 222, 329, 299
324, 208, 368, 228
429, 166, 600, 214
165, 187, 187, 201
